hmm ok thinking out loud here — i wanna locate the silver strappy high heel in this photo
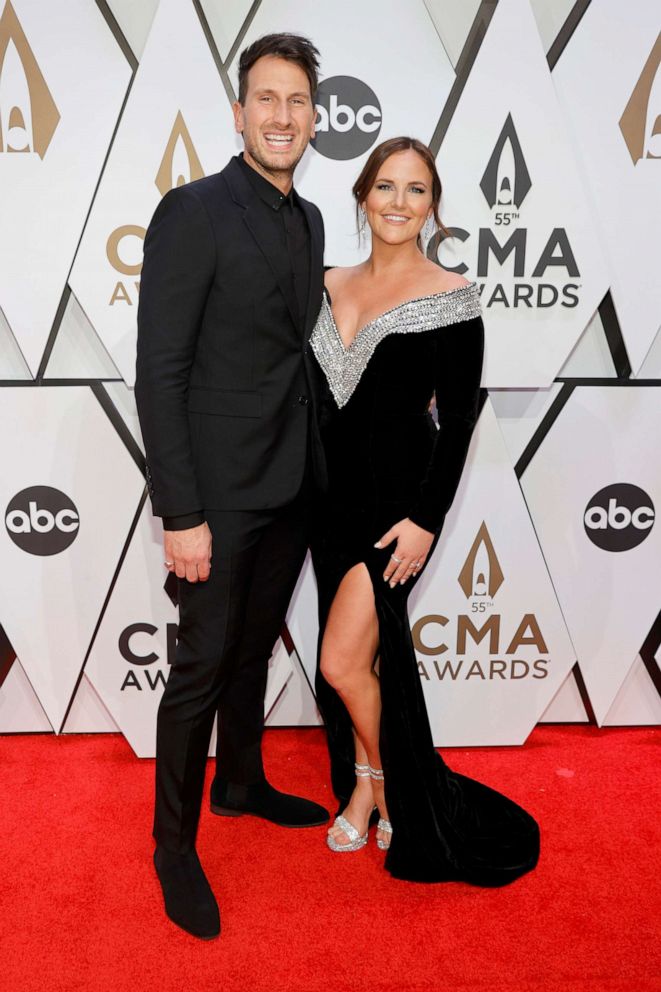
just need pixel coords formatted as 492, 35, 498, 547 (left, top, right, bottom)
368, 765, 393, 850
326, 763, 371, 853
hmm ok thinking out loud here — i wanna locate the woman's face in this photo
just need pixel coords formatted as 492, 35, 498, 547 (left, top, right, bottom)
362, 149, 434, 248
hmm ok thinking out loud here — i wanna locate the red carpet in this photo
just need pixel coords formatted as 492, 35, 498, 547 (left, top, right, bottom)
0, 725, 659, 992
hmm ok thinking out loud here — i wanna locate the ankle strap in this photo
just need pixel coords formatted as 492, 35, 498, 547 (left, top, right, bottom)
355, 762, 370, 778
368, 765, 384, 781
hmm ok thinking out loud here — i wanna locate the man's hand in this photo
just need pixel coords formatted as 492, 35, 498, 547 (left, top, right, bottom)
164, 522, 212, 583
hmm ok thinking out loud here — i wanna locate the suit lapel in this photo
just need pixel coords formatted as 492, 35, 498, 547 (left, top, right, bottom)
299, 198, 324, 342
241, 204, 301, 333
223, 157, 301, 333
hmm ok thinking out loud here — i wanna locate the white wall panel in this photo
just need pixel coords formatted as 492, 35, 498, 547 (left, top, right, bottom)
603, 655, 661, 726
62, 674, 119, 734
0, 308, 31, 379
529, 0, 577, 54
106, 0, 159, 60
489, 383, 563, 466
0, 660, 52, 732
411, 399, 576, 745
70, 0, 237, 386
434, 0, 609, 387
538, 669, 589, 723
100, 381, 145, 452
44, 293, 121, 380
200, 0, 255, 63
423, 0, 482, 67
637, 326, 661, 379
522, 386, 661, 724
0, 0, 132, 374
0, 387, 145, 731
557, 310, 617, 378
552, 2, 661, 373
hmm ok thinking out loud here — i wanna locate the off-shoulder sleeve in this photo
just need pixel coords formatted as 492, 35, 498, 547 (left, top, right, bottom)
408, 314, 485, 534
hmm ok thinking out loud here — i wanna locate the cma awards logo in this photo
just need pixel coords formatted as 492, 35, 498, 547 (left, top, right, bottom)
584, 483, 655, 552
106, 111, 204, 307
619, 33, 661, 164
428, 112, 581, 310
117, 621, 176, 692
412, 522, 550, 682
0, 0, 60, 157
118, 573, 177, 691
312, 75, 382, 160
5, 486, 79, 556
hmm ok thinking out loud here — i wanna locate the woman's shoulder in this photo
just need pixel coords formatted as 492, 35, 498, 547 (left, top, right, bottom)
323, 264, 361, 296
420, 264, 472, 296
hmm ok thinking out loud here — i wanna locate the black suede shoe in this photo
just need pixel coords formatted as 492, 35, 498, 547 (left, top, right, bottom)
210, 778, 329, 827
153, 847, 220, 940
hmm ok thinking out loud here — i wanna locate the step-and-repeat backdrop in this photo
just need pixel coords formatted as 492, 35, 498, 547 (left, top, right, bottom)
1, 0, 659, 755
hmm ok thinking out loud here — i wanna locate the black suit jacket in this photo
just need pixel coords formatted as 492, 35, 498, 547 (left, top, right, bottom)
135, 156, 327, 518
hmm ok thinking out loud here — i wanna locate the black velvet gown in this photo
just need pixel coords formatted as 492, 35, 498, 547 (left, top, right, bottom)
309, 281, 540, 885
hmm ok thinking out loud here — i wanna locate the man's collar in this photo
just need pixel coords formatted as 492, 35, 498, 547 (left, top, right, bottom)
238, 152, 294, 212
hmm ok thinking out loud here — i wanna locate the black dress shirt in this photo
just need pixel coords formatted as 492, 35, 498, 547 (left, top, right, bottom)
163, 154, 311, 532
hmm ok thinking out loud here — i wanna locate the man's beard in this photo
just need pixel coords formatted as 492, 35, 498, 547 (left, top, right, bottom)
247, 135, 306, 179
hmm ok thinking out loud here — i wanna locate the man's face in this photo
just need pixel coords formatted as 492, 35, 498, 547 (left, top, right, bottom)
233, 55, 316, 178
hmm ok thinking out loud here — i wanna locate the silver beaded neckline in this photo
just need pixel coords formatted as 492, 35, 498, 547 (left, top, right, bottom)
310, 281, 482, 409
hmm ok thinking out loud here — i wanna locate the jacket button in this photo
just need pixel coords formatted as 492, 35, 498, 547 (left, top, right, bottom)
298, 395, 309, 406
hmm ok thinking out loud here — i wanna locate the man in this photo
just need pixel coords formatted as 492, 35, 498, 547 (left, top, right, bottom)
135, 33, 328, 940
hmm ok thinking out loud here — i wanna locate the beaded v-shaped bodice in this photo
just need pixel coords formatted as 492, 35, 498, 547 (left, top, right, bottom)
310, 281, 482, 408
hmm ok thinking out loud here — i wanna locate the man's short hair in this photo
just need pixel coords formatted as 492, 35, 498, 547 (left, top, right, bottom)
237, 33, 321, 105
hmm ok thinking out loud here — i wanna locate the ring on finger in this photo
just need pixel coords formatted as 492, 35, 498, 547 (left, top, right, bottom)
390, 554, 403, 564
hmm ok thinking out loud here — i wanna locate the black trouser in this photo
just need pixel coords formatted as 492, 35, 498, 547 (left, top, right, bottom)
153, 484, 311, 853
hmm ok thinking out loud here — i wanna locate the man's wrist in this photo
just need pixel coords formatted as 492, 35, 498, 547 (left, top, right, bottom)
163, 511, 205, 531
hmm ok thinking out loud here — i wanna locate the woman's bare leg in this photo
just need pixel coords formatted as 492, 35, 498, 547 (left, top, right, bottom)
320, 563, 390, 846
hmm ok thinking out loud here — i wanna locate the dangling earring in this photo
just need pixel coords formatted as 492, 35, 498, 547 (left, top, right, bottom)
358, 206, 369, 247
422, 214, 435, 244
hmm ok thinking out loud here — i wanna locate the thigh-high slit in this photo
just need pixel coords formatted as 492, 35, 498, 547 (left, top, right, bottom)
311, 516, 540, 886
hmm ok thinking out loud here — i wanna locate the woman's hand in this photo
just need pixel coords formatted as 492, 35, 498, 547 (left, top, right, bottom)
375, 518, 434, 587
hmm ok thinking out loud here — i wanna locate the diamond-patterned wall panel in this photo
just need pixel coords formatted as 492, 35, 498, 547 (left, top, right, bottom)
433, 0, 610, 386
538, 670, 589, 724
43, 292, 121, 381
0, 387, 145, 731
199, 0, 255, 63
0, 0, 132, 375
0, 656, 52, 733
1, 0, 659, 751
521, 386, 661, 724
603, 656, 661, 727
69, 0, 237, 386
61, 675, 119, 734
489, 383, 563, 466
552, 2, 661, 374
411, 399, 577, 745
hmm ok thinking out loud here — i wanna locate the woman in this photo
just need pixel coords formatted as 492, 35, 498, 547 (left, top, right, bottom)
309, 137, 539, 885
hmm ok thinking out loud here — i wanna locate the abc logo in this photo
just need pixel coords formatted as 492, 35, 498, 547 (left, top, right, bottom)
583, 483, 655, 552
312, 76, 382, 160
5, 486, 80, 556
